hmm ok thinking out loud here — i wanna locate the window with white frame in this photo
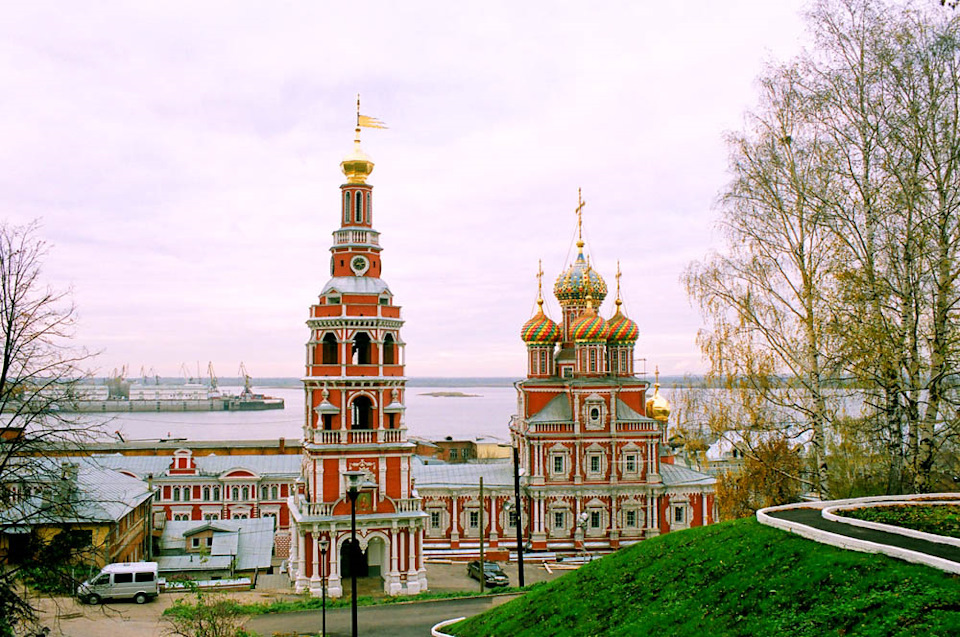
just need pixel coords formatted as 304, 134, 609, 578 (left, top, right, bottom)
203, 486, 211, 501
431, 511, 441, 529
674, 506, 685, 524
590, 454, 601, 474
173, 513, 190, 521
508, 510, 517, 528
553, 511, 564, 530
213, 486, 221, 501
203, 513, 219, 521
625, 510, 637, 527
590, 511, 601, 528
469, 511, 479, 529
625, 454, 637, 473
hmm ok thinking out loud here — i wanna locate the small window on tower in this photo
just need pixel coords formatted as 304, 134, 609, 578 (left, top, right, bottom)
344, 191, 351, 223
355, 191, 363, 223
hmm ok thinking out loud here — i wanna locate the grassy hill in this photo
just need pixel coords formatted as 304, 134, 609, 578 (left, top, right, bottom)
446, 517, 960, 637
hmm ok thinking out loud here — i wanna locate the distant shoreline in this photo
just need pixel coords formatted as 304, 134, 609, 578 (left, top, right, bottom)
419, 391, 482, 398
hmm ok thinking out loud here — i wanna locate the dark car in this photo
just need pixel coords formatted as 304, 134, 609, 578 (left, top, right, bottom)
467, 560, 510, 587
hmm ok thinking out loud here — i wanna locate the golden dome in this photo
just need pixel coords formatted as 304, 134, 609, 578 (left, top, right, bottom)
646, 377, 671, 423
340, 129, 374, 184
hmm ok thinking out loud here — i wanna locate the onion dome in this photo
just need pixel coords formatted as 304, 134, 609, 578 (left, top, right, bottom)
341, 129, 375, 184
570, 300, 609, 342
606, 299, 639, 344
521, 299, 561, 344
646, 370, 671, 422
554, 252, 608, 306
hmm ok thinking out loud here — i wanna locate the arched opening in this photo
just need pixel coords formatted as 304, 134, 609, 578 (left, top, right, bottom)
351, 395, 374, 430
322, 333, 338, 364
340, 538, 368, 578
353, 332, 372, 365
383, 334, 396, 365
354, 191, 363, 223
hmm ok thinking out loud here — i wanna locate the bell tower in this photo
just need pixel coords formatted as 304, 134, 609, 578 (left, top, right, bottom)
288, 110, 427, 598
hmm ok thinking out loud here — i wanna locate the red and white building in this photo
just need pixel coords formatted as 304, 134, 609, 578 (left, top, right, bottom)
414, 205, 716, 554
287, 124, 427, 597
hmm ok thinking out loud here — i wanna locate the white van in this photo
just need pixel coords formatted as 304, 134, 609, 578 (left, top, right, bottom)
76, 561, 159, 604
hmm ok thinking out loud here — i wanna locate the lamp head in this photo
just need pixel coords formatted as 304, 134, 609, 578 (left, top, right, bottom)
343, 470, 366, 491
319, 537, 329, 552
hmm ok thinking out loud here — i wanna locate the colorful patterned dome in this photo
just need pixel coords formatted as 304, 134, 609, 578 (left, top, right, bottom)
606, 301, 639, 344
570, 307, 609, 342
554, 252, 607, 306
521, 301, 561, 345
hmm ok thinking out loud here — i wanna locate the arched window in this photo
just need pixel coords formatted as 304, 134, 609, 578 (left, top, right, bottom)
366, 192, 372, 223
344, 191, 351, 224
203, 486, 211, 501
589, 348, 597, 372
173, 487, 180, 502
271, 485, 279, 499
183, 486, 191, 502
322, 333, 338, 364
213, 486, 221, 501
232, 486, 240, 501
383, 334, 396, 365
353, 332, 372, 365
261, 485, 268, 500
351, 395, 374, 430
242, 485, 250, 500
540, 350, 547, 374
355, 191, 363, 223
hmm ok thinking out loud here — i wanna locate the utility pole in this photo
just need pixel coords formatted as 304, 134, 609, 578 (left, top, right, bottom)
479, 476, 484, 593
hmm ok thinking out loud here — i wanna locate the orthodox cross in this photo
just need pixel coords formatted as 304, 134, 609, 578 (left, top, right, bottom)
536, 259, 544, 303
575, 188, 586, 244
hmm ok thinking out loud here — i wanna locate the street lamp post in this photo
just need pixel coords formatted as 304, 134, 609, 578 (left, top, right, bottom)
512, 445, 525, 587
343, 470, 366, 637
319, 537, 329, 637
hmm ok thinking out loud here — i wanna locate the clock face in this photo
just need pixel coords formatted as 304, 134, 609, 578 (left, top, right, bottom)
350, 255, 369, 276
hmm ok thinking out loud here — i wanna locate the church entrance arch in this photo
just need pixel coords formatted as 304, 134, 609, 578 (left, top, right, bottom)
340, 537, 368, 578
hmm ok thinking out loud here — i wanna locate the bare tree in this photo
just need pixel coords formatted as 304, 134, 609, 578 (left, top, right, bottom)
0, 221, 99, 637
686, 0, 960, 503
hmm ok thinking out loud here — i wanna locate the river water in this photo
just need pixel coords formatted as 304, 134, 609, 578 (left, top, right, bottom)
93, 384, 520, 444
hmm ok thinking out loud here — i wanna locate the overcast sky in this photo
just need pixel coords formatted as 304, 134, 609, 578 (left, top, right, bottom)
2, 1, 809, 379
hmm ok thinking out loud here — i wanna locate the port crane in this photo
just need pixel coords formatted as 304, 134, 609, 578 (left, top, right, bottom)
238, 362, 253, 397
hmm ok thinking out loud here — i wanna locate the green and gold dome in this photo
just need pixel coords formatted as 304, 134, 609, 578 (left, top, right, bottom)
606, 299, 639, 344
521, 299, 561, 344
570, 303, 609, 342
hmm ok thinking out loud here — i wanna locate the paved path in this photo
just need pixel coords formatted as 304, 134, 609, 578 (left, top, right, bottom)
245, 595, 517, 636
765, 506, 960, 565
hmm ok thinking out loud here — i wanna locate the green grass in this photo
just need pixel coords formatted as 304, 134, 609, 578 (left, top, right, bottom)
445, 517, 960, 637
162, 586, 520, 619
840, 505, 960, 539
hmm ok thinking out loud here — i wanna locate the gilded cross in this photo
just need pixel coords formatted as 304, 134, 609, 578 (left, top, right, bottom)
575, 188, 586, 243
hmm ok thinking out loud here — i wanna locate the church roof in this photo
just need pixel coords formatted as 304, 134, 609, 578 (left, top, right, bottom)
528, 394, 572, 423
660, 463, 716, 487
413, 460, 513, 488
615, 399, 656, 423
321, 276, 391, 296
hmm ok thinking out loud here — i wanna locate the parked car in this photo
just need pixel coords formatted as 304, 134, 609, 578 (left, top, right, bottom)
467, 560, 510, 587
76, 562, 159, 605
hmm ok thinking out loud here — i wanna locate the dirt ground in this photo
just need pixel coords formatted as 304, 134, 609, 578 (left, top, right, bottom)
32, 560, 571, 637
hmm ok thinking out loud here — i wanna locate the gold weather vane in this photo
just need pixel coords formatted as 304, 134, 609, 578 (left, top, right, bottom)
356, 94, 388, 129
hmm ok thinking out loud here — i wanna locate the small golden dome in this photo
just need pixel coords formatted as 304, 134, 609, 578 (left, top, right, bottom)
646, 383, 671, 423
341, 129, 375, 184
